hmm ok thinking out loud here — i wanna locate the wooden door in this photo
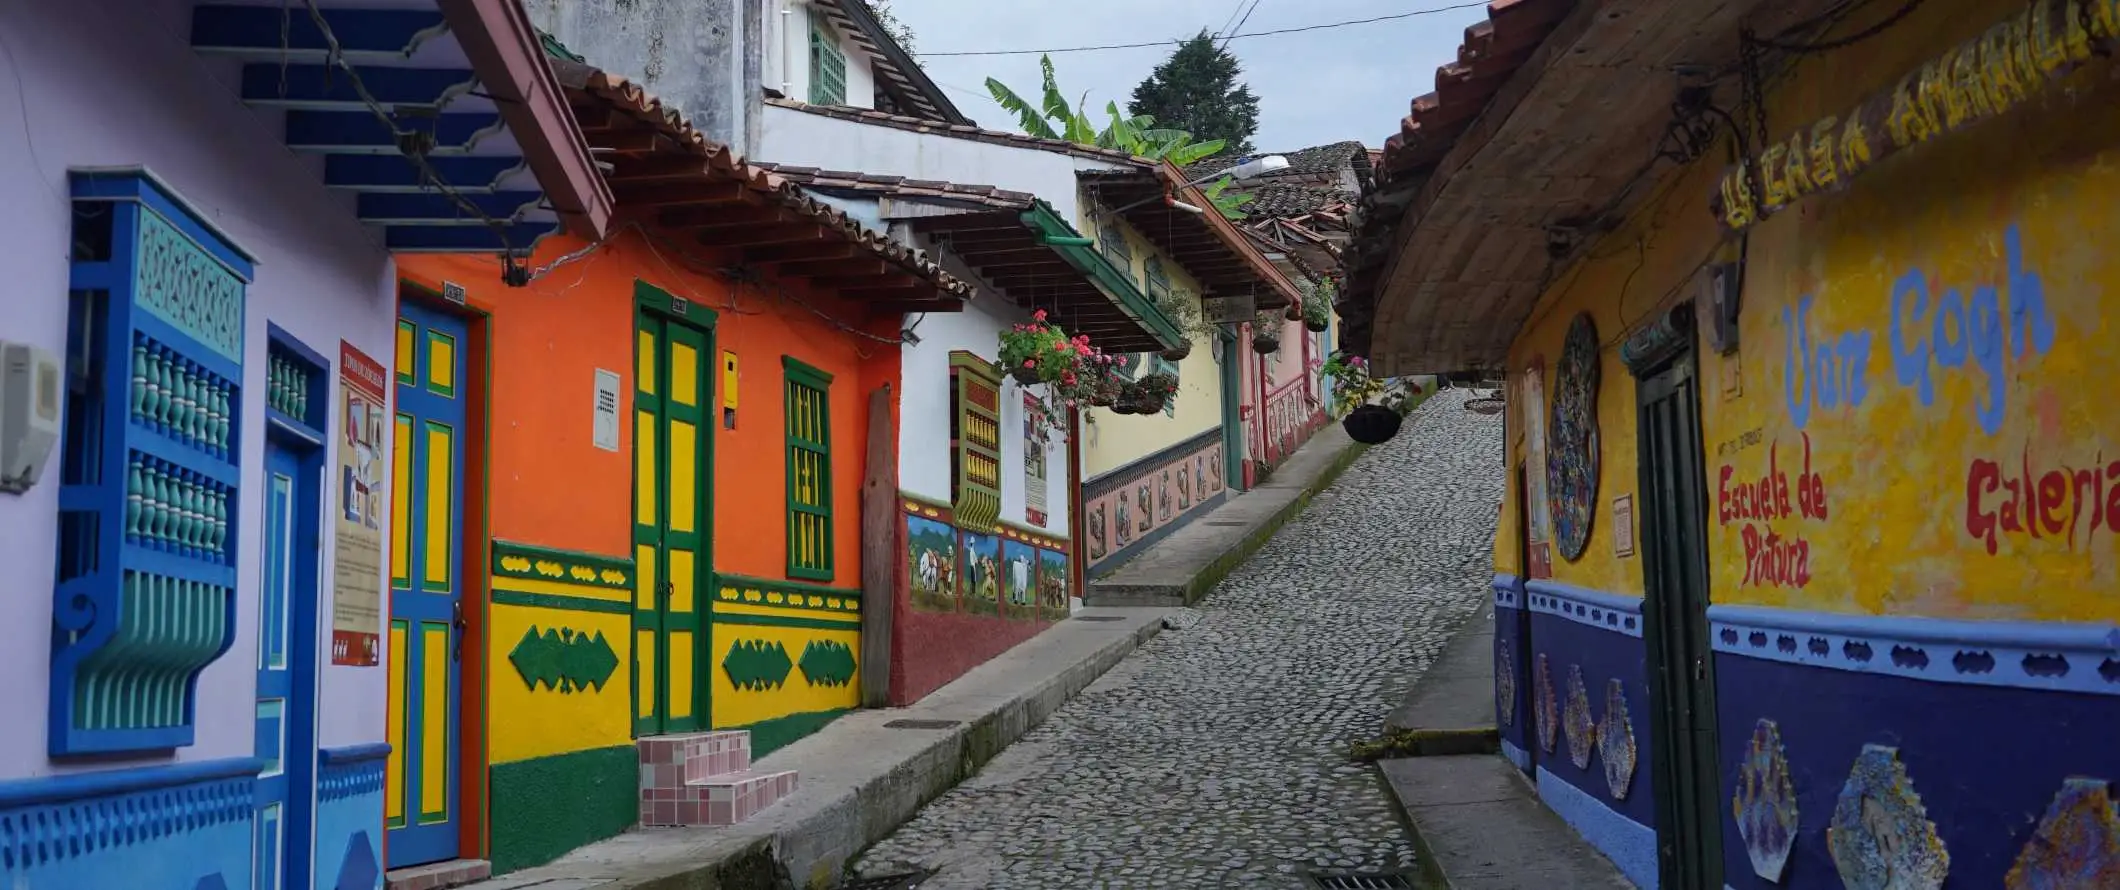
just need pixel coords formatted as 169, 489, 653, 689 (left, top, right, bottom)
632, 290, 712, 735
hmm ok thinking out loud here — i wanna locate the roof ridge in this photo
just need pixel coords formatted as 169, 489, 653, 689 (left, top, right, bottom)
763, 97, 1154, 167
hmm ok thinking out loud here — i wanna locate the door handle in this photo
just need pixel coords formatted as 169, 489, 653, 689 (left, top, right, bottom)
452, 600, 468, 662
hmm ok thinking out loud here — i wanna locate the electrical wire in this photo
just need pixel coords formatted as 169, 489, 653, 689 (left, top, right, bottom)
913, 2, 1490, 57
1220, 0, 1265, 51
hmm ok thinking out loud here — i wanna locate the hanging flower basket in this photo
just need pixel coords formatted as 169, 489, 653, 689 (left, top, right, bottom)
1161, 342, 1193, 362
1252, 309, 1283, 354
1251, 334, 1281, 354
997, 310, 1088, 387
1062, 351, 1125, 408
1301, 277, 1336, 333
1117, 371, 1179, 415
1283, 302, 1304, 322
1342, 403, 1403, 444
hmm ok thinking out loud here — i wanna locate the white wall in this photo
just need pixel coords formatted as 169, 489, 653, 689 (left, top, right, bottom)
756, 107, 1119, 220
896, 247, 1071, 534
0, 0, 396, 777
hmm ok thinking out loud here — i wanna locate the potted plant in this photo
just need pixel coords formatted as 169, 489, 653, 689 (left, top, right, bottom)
1323, 351, 1402, 444
1152, 288, 1216, 362
1062, 350, 1126, 408
1118, 371, 1180, 415
1302, 278, 1335, 333
1250, 309, 1282, 354
997, 310, 1086, 386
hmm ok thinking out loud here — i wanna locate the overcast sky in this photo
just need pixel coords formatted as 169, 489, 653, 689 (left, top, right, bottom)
887, 1, 1492, 154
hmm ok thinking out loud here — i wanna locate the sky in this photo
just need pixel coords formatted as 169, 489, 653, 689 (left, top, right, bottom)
883, 0, 1493, 155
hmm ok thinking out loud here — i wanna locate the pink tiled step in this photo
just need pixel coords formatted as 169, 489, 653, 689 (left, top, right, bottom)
637, 730, 797, 827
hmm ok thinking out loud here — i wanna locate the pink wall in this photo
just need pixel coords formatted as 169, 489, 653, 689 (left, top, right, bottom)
0, 0, 396, 777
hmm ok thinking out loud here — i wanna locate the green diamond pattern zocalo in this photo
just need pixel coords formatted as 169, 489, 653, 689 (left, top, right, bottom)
722, 640, 794, 692
508, 626, 620, 693
797, 640, 857, 687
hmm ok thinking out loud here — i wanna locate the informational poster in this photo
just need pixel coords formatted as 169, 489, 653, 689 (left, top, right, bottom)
1612, 494, 1635, 558
331, 342, 387, 666
1023, 393, 1049, 527
1520, 358, 1555, 579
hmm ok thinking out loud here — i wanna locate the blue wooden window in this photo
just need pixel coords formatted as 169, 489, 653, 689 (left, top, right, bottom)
52, 169, 256, 756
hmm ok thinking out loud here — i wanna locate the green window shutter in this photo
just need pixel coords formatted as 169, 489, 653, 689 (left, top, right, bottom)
1099, 224, 1133, 278
809, 24, 847, 106
783, 357, 835, 581
947, 351, 1002, 533
1145, 257, 1170, 301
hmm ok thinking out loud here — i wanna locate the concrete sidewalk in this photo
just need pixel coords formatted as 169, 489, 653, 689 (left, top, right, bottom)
1376, 596, 1634, 888
462, 606, 1171, 890
1086, 423, 1366, 607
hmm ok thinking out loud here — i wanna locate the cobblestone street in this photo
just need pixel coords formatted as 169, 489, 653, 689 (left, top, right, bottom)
855, 388, 1506, 889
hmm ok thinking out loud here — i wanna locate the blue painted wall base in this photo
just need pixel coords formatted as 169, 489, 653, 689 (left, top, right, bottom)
1538, 766, 1659, 889
0, 758, 259, 889
317, 745, 388, 890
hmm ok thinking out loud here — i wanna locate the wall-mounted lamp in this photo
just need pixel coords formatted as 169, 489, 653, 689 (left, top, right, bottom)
1167, 200, 1205, 215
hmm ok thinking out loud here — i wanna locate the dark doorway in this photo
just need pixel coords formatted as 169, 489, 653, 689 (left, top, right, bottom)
1631, 306, 1723, 890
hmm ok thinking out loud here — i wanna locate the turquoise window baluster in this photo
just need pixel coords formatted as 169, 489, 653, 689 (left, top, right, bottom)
125, 460, 144, 540
130, 342, 149, 420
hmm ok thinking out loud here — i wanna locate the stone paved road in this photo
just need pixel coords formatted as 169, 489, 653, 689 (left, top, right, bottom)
854, 388, 1507, 890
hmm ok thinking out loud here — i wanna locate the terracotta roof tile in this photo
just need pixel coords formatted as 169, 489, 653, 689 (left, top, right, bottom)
1377, 0, 1574, 181
554, 61, 971, 300
764, 98, 1154, 166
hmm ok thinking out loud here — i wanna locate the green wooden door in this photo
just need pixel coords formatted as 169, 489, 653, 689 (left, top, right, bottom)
633, 284, 714, 736
1637, 351, 1723, 890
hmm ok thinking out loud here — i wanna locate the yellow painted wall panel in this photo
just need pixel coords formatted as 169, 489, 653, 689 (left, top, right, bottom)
422, 422, 454, 589
390, 414, 413, 587
1494, 0, 2120, 624
635, 408, 657, 528
486, 601, 633, 765
418, 622, 449, 821
385, 620, 407, 825
707, 619, 860, 728
670, 419, 697, 535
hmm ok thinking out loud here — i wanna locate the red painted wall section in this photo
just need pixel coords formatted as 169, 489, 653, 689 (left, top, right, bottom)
889, 604, 1050, 706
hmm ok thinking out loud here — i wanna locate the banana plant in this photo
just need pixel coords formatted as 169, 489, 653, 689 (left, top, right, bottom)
986, 54, 1247, 218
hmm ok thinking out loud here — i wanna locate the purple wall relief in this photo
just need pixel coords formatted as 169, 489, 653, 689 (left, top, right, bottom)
1735, 719, 1799, 882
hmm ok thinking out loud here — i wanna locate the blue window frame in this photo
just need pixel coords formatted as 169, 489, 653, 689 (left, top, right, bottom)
51, 169, 257, 756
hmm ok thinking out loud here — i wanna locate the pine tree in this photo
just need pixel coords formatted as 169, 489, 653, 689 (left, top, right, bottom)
1127, 31, 1261, 156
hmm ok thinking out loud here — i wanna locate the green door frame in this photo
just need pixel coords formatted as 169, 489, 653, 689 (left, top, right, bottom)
632, 281, 717, 736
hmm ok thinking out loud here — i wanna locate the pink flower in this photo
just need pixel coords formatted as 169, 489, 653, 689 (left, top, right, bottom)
1023, 359, 1036, 369
1033, 309, 1048, 322
1075, 342, 1092, 356
1062, 372, 1077, 385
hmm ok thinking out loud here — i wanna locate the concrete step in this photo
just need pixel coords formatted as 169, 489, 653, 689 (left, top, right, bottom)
384, 859, 491, 890
683, 731, 752, 782
640, 768, 800, 827
1380, 756, 1635, 889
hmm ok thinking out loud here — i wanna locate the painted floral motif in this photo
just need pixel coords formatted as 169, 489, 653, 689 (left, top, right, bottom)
1562, 665, 1596, 769
1546, 313, 1601, 562
1598, 680, 1636, 800
1495, 638, 1517, 728
1535, 654, 1558, 754
2005, 777, 2120, 890
1828, 745, 1949, 890
1734, 719, 1799, 882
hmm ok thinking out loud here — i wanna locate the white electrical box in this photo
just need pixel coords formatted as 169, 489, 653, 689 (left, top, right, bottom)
0, 341, 64, 494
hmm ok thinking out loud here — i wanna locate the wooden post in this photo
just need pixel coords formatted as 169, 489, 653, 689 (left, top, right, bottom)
859, 382, 897, 708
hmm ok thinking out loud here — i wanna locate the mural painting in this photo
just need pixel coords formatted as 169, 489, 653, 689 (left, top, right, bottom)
1083, 435, 1228, 576
1037, 547, 1070, 619
906, 512, 959, 614
961, 531, 1002, 614
1001, 539, 1038, 620
1547, 315, 1601, 563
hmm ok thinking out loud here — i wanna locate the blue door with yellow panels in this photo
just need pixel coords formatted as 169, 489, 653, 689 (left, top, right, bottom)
386, 302, 467, 867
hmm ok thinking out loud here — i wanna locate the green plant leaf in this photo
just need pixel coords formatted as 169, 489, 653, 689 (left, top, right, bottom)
1166, 138, 1226, 166
986, 77, 1060, 140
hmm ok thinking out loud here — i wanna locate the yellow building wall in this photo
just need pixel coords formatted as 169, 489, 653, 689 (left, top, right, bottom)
1498, 0, 2120, 626
487, 543, 636, 765
1076, 193, 1231, 479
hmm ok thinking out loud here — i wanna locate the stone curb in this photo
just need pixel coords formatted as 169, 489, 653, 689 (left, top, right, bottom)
1381, 596, 1501, 756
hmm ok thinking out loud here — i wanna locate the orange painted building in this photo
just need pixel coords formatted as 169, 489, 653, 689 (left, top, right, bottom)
378, 62, 968, 877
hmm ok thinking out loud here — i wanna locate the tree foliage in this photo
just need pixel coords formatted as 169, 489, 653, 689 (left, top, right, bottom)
985, 55, 1249, 219
867, 0, 916, 54
1128, 32, 1260, 156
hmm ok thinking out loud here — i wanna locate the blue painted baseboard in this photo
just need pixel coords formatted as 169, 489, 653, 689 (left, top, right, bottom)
317, 746, 387, 890
1500, 738, 1530, 773
0, 757, 259, 888
1537, 766, 1656, 889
